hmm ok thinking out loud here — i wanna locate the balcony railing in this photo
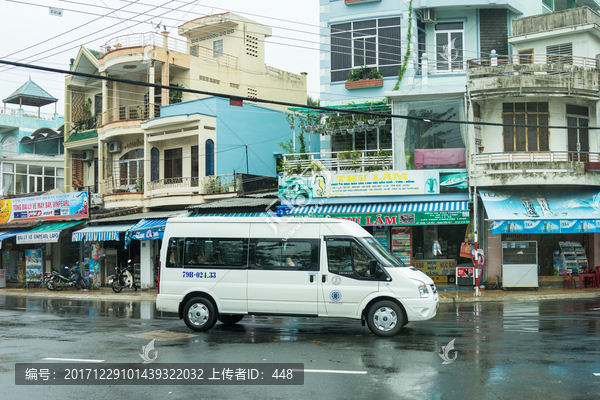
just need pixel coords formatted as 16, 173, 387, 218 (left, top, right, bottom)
147, 177, 199, 192
468, 54, 598, 70
472, 151, 600, 165
98, 104, 160, 127
0, 105, 59, 120
102, 32, 238, 69
282, 149, 393, 174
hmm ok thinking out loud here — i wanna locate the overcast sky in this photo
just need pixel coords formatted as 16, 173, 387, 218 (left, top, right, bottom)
0, 0, 320, 115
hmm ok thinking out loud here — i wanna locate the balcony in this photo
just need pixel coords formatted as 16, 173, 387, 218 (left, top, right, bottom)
512, 6, 600, 37
281, 149, 393, 175
98, 104, 160, 127
470, 151, 600, 187
467, 53, 599, 98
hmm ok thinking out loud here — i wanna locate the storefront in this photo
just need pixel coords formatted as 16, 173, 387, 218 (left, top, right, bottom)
0, 192, 89, 286
480, 188, 600, 286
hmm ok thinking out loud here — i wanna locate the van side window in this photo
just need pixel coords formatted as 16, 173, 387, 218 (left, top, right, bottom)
166, 238, 184, 268
183, 238, 248, 268
327, 239, 374, 278
252, 240, 319, 271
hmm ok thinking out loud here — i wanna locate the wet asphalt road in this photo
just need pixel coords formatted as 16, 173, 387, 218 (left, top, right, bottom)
0, 296, 599, 400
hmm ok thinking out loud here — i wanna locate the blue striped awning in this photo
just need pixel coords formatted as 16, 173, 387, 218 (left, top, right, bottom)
287, 201, 469, 215
191, 212, 274, 217
0, 229, 29, 241
124, 219, 167, 248
72, 224, 135, 242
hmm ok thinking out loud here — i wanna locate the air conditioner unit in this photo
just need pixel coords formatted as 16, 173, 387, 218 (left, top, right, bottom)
81, 150, 93, 161
422, 8, 436, 23
91, 193, 104, 206
108, 142, 121, 153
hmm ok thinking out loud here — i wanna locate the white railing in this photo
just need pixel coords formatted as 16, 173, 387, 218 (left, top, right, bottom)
472, 151, 600, 165
282, 149, 393, 174
0, 105, 59, 120
468, 53, 598, 70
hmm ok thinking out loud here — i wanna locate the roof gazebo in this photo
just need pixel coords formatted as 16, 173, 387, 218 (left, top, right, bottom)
3, 78, 58, 117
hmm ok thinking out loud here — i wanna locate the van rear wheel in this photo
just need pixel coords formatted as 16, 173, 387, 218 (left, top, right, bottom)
218, 315, 244, 325
183, 297, 217, 332
366, 301, 404, 337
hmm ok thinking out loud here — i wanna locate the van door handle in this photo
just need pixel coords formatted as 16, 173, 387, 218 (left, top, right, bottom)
322, 275, 327, 283
309, 275, 315, 283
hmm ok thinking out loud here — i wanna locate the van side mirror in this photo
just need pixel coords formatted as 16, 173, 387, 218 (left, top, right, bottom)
369, 260, 378, 275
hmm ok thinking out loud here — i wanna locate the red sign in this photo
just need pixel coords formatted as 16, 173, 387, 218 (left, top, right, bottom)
456, 267, 474, 277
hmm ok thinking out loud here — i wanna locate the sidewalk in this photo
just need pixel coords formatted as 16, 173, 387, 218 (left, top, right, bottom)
2, 285, 600, 304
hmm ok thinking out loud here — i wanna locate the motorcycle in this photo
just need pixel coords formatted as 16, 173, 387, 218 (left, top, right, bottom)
111, 260, 137, 293
46, 264, 86, 291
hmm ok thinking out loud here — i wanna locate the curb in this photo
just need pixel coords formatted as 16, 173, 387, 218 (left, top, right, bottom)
0, 289, 156, 302
439, 292, 600, 304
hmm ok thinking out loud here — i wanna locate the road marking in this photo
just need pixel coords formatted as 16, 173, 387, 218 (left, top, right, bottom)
43, 358, 105, 363
303, 369, 367, 375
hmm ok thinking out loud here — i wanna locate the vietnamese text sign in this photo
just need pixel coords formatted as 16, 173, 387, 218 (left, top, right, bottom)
413, 259, 457, 275
298, 211, 469, 226
17, 232, 60, 244
0, 191, 88, 222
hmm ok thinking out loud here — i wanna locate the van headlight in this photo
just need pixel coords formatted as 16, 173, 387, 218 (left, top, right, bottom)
411, 278, 429, 298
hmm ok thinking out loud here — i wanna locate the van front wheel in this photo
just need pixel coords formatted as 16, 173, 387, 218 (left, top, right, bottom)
183, 297, 217, 332
366, 301, 404, 337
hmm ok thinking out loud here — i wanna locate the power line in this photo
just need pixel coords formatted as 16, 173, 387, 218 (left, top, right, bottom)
0, 58, 595, 131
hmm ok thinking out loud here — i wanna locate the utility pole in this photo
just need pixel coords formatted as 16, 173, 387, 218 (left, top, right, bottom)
246, 145, 249, 174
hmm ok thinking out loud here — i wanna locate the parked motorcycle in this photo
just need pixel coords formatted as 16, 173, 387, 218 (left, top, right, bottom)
111, 260, 137, 293
46, 264, 86, 291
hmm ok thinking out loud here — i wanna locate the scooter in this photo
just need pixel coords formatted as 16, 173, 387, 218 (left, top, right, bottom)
46, 264, 86, 291
111, 260, 137, 293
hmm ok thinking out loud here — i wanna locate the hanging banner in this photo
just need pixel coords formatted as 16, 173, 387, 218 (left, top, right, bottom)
296, 211, 469, 226
0, 192, 88, 222
490, 220, 600, 234
17, 231, 60, 244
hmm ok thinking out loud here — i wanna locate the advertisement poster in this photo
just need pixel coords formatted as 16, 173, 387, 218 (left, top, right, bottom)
0, 191, 88, 223
25, 249, 43, 282
372, 227, 390, 249
17, 261, 26, 283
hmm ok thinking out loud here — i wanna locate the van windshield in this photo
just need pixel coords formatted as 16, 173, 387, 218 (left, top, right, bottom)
360, 237, 407, 268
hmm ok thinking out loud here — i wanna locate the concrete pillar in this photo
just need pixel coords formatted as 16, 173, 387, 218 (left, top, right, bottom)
149, 63, 155, 118
140, 240, 153, 289
588, 233, 600, 270
491, 50, 498, 67
161, 31, 170, 106
486, 222, 502, 283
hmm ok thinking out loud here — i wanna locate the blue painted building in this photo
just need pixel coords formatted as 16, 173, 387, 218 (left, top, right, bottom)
0, 79, 65, 196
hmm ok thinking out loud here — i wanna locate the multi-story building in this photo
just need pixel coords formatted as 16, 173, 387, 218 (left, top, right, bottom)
468, 5, 600, 288
62, 13, 310, 288
280, 1, 600, 287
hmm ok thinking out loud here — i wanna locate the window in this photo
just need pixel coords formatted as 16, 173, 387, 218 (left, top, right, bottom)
1, 136, 18, 157
183, 238, 248, 268
502, 102, 549, 152
205, 140, 214, 176
119, 149, 144, 187
567, 105, 589, 161
331, 121, 392, 154
213, 39, 223, 58
166, 238, 184, 268
151, 147, 159, 181
326, 239, 374, 278
253, 240, 319, 271
191, 145, 199, 178
435, 22, 464, 72
547, 43, 572, 65
330, 17, 401, 82
164, 148, 182, 180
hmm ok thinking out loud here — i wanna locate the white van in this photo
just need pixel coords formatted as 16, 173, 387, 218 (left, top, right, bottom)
156, 217, 439, 337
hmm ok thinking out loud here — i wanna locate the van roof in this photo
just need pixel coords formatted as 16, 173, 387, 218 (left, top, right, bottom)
167, 216, 347, 224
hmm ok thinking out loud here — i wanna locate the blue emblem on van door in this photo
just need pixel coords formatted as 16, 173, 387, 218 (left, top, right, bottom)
330, 290, 342, 302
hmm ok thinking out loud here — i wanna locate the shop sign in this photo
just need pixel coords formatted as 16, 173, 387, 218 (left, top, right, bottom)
279, 170, 440, 199
490, 219, 600, 235
0, 191, 88, 223
299, 210, 469, 226
413, 259, 457, 275
17, 232, 60, 244
132, 228, 163, 241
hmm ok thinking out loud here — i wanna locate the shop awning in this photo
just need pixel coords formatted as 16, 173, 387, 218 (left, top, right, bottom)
480, 188, 600, 234
0, 229, 30, 248
16, 221, 85, 244
284, 201, 469, 226
191, 212, 273, 217
72, 224, 135, 242
125, 219, 167, 248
